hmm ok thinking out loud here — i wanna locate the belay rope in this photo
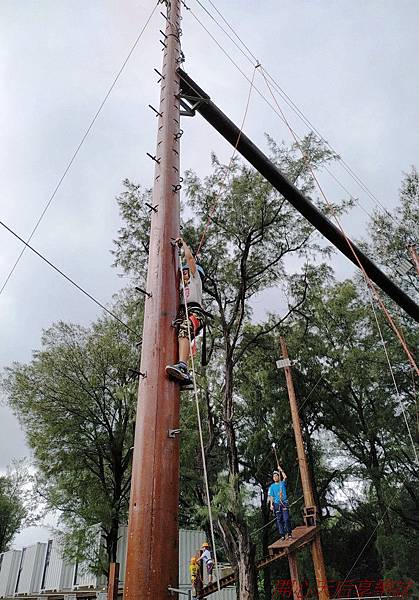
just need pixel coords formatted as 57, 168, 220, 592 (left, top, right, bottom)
179, 257, 221, 596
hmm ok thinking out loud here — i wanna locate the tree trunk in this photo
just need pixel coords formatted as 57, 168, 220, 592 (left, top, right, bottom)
218, 356, 259, 599
237, 541, 258, 600
219, 513, 259, 600
223, 358, 240, 476
104, 516, 120, 580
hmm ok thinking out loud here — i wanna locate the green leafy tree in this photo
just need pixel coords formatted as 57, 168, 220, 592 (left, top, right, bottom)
365, 166, 419, 299
0, 465, 29, 552
2, 296, 140, 573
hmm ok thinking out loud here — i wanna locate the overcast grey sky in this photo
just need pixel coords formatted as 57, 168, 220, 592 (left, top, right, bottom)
1, 0, 418, 546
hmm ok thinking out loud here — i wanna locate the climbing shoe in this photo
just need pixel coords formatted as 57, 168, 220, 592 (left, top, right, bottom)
166, 361, 190, 382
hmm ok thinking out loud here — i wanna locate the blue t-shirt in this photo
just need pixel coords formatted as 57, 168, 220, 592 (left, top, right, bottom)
268, 481, 287, 504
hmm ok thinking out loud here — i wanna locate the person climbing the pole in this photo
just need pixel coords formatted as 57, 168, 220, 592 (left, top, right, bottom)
268, 465, 293, 541
197, 542, 214, 583
166, 237, 206, 386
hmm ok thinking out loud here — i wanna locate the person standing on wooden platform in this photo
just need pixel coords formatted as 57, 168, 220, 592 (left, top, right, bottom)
197, 542, 214, 583
268, 465, 293, 540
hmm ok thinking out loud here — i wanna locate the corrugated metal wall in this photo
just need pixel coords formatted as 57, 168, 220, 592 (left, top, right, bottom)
73, 565, 106, 590
73, 529, 106, 591
0, 529, 236, 598
60, 561, 75, 591
15, 543, 47, 595
216, 586, 237, 600
178, 532, 237, 599
0, 550, 21, 597
115, 526, 128, 587
41, 538, 75, 592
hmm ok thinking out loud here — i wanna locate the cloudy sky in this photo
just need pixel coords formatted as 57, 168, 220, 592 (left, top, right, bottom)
1, 0, 418, 547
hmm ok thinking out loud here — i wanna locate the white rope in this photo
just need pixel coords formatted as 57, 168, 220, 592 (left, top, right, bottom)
179, 260, 222, 596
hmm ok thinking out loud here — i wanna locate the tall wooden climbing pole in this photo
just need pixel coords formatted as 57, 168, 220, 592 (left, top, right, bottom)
123, 1, 183, 599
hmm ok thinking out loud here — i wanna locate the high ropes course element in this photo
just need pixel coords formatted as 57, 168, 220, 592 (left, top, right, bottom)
202, 526, 317, 597
1, 4, 415, 600
177, 68, 419, 326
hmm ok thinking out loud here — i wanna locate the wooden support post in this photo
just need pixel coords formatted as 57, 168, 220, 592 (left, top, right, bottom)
311, 534, 329, 600
279, 337, 315, 508
279, 337, 329, 600
108, 562, 119, 600
288, 553, 303, 600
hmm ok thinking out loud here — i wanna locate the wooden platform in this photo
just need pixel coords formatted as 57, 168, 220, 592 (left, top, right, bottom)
201, 526, 318, 597
268, 525, 317, 555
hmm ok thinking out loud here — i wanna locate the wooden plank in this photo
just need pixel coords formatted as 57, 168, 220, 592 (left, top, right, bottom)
268, 525, 317, 555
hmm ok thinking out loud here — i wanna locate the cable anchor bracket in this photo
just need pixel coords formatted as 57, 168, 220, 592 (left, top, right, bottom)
176, 51, 186, 65
168, 587, 191, 598
177, 91, 208, 117
127, 368, 147, 380
276, 358, 292, 369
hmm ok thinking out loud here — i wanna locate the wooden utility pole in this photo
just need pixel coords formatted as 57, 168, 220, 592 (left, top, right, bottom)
278, 337, 329, 600
107, 563, 119, 600
123, 2, 182, 600
288, 553, 303, 600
